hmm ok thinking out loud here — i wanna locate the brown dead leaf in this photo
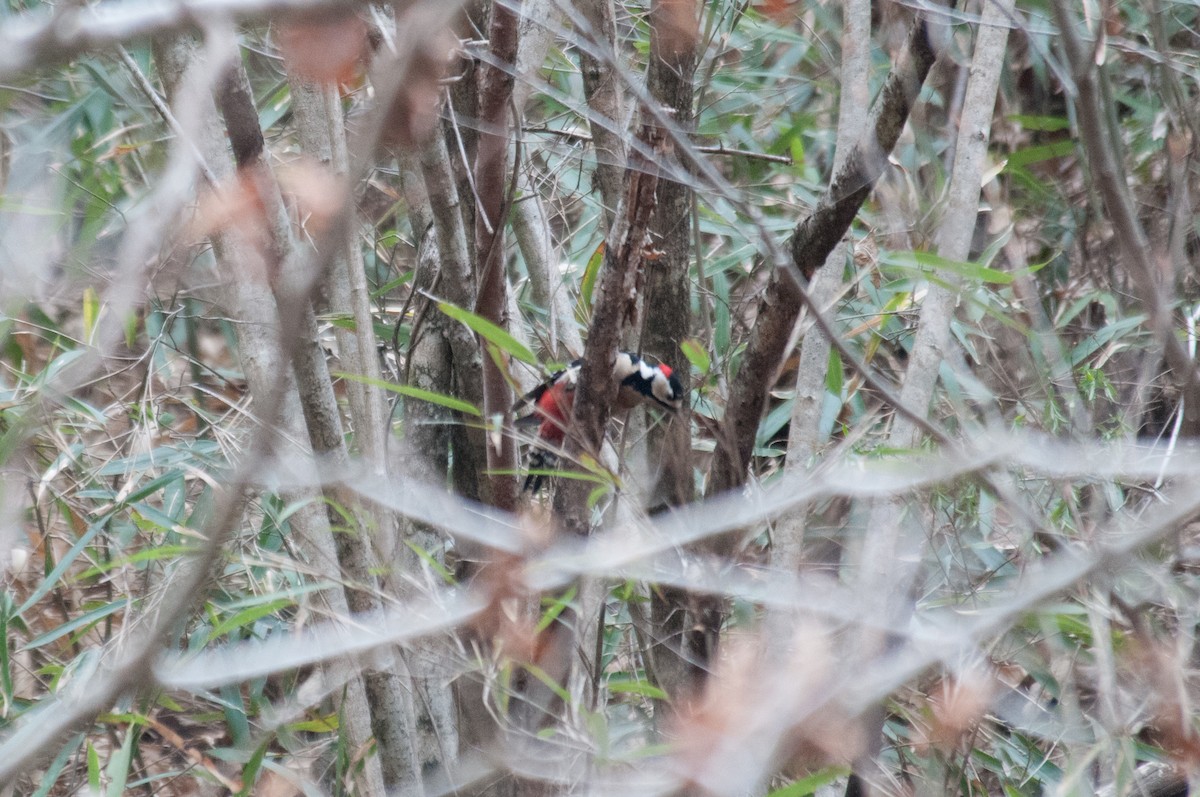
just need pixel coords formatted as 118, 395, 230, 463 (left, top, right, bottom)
379, 27, 456, 149
758, 0, 799, 23
189, 169, 267, 240
145, 713, 243, 792
913, 670, 996, 754
652, 0, 700, 64
277, 159, 347, 236
187, 166, 276, 283
468, 551, 540, 662
672, 623, 864, 793
1124, 633, 1200, 767
278, 13, 368, 87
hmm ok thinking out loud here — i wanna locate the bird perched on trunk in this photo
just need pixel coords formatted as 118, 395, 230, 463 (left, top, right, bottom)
515, 351, 684, 493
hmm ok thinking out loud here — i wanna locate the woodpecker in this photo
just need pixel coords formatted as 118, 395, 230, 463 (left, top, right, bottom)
516, 351, 684, 493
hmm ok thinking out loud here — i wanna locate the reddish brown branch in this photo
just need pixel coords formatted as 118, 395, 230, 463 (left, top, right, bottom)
710, 15, 941, 495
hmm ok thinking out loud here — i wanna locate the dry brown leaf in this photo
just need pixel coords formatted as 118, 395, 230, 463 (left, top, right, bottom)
1124, 633, 1200, 767
913, 670, 996, 754
380, 27, 457, 149
277, 159, 347, 236
758, 0, 799, 23
672, 623, 865, 793
278, 13, 368, 87
652, 0, 701, 63
145, 713, 242, 792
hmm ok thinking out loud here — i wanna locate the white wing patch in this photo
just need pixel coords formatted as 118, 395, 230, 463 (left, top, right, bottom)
613, 351, 638, 380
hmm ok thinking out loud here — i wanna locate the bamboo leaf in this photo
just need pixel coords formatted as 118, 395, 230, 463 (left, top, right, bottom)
766, 767, 851, 797
22, 598, 128, 651
680, 338, 711, 374
436, 301, 539, 365
82, 287, 99, 344
578, 241, 605, 313
104, 724, 138, 797
607, 678, 668, 700
336, 372, 482, 416
884, 250, 1014, 284
205, 599, 293, 643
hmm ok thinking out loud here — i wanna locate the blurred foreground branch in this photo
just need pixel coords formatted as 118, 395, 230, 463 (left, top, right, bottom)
0, 0, 364, 82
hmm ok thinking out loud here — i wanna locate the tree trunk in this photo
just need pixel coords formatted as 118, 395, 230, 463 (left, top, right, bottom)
643, 0, 701, 706
153, 33, 391, 797
473, 0, 522, 512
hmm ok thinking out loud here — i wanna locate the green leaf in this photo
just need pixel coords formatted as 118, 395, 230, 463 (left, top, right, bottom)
323, 313, 357, 332
94, 441, 220, 477
404, 539, 456, 585
766, 767, 851, 797
335, 372, 482, 416
579, 242, 605, 313
0, 593, 12, 711
608, 678, 668, 700
82, 287, 100, 344
238, 740, 272, 797
826, 348, 843, 395
884, 250, 1013, 284
370, 272, 413, 299
123, 311, 138, 349
87, 741, 101, 794
680, 338, 711, 374
287, 713, 340, 733
789, 134, 805, 167
18, 519, 105, 615
712, 270, 731, 354
756, 397, 793, 448
1007, 139, 1076, 169
436, 301, 539, 366
105, 724, 138, 797
205, 599, 293, 643
525, 662, 573, 704
587, 483, 611, 508
122, 471, 185, 507
22, 598, 128, 651
33, 735, 86, 797
536, 585, 577, 633
75, 545, 192, 581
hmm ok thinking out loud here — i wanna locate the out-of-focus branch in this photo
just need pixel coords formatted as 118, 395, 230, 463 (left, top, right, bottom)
768, 0, 870, 705
199, 39, 411, 797
851, 1, 1013, 790
1050, 0, 1200, 436
0, 2, 466, 786
0, 0, 364, 82
710, 13, 942, 495
0, 30, 353, 785
137, 439, 1200, 797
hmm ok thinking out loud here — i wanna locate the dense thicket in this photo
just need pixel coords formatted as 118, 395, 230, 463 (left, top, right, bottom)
1, 1, 1199, 795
